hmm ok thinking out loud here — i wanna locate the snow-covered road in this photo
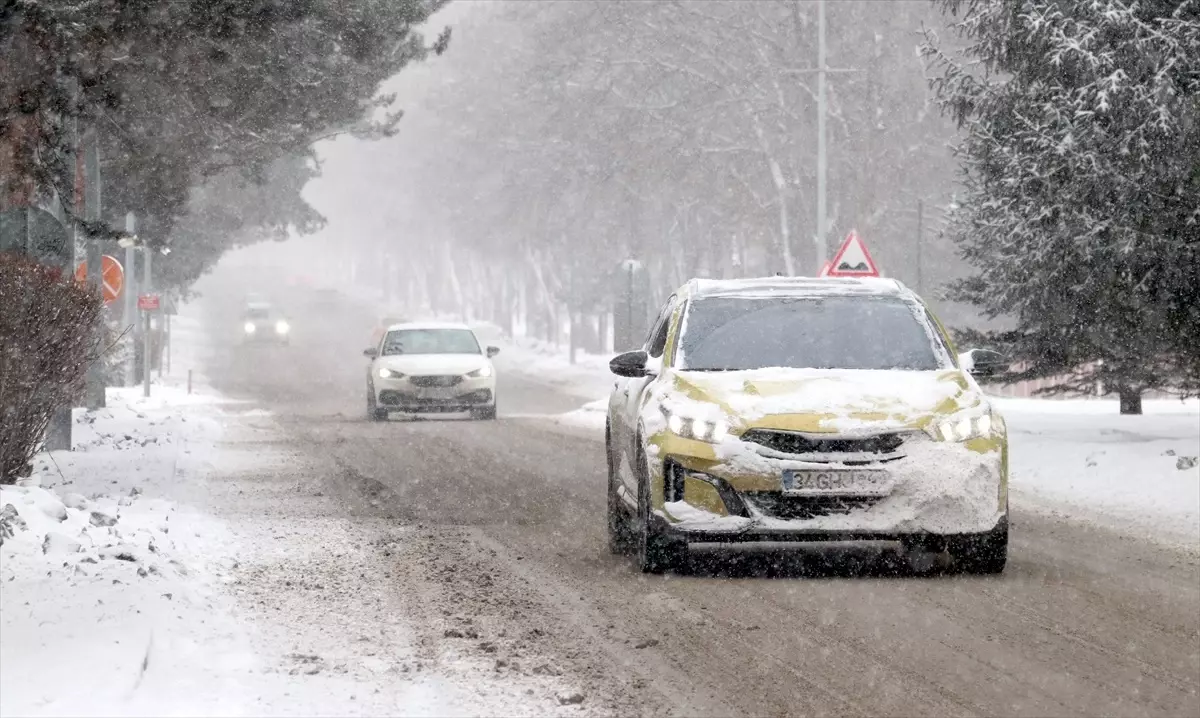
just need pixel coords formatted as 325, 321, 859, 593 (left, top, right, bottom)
3, 285, 1198, 718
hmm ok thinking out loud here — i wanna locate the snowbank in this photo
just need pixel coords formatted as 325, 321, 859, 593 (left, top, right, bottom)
475, 324, 615, 401
998, 398, 1200, 550
0, 384, 256, 717
554, 399, 609, 432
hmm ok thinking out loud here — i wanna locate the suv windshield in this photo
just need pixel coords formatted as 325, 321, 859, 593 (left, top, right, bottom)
678, 296, 948, 371
245, 307, 270, 319
382, 328, 481, 356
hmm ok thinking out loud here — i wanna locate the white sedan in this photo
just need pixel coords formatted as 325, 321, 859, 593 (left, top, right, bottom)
364, 322, 499, 421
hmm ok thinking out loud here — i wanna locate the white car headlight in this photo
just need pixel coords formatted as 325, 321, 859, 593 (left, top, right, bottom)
467, 365, 493, 379
243, 322, 256, 334
378, 367, 404, 379
662, 406, 730, 443
929, 411, 993, 442
275, 320, 290, 334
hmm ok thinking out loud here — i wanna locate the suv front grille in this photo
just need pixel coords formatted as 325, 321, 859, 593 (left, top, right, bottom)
409, 375, 463, 388
741, 491, 880, 520
740, 429, 905, 456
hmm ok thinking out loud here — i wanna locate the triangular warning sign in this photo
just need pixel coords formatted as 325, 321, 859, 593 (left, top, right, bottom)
817, 260, 832, 277
827, 230, 879, 277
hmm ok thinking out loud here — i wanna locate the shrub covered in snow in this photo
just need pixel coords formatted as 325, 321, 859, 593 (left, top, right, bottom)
0, 254, 102, 481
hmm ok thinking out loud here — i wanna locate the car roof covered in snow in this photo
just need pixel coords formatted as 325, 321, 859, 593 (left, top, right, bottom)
685, 276, 913, 300
384, 321, 475, 332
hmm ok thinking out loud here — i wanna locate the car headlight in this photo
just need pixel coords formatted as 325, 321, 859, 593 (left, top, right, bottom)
243, 322, 256, 334
378, 367, 404, 379
275, 320, 290, 334
929, 411, 993, 442
661, 406, 730, 443
467, 365, 493, 379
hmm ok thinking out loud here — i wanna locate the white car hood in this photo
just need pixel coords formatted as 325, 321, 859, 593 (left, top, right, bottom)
376, 353, 490, 376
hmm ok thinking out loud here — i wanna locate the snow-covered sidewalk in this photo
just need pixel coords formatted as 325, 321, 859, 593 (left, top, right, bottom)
0, 384, 256, 716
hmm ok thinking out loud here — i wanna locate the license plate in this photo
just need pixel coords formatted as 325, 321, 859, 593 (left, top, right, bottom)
415, 388, 453, 400
783, 469, 889, 495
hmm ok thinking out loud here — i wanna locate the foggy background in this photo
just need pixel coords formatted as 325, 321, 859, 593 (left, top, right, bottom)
214, 0, 975, 348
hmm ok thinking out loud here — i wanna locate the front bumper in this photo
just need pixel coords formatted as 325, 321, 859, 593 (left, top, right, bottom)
242, 330, 288, 343
648, 429, 1007, 539
374, 375, 495, 412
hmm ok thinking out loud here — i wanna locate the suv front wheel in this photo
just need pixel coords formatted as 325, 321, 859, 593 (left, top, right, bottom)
367, 385, 388, 422
635, 445, 687, 574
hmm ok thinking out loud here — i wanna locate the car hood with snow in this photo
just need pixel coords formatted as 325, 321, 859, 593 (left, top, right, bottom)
663, 367, 988, 434
375, 353, 491, 376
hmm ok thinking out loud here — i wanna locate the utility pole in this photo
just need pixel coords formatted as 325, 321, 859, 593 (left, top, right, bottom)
82, 126, 105, 409
793, 0, 859, 274
816, 0, 828, 271
44, 214, 72, 447
142, 246, 152, 398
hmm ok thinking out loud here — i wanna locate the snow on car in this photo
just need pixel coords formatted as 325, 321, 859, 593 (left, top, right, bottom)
364, 322, 500, 421
605, 276, 1010, 574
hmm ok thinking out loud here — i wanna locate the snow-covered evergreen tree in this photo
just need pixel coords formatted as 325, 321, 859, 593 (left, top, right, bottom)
923, 0, 1200, 413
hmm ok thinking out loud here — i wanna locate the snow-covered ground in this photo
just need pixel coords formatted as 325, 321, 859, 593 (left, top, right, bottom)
470, 323, 614, 401
998, 397, 1200, 550
0, 309, 574, 717
496, 337, 1200, 552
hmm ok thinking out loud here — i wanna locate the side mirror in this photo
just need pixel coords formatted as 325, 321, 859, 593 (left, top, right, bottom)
363, 348, 378, 359
610, 350, 651, 378
486, 346, 500, 358
961, 348, 1007, 378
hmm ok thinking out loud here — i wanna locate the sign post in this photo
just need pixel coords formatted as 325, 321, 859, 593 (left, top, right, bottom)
122, 213, 137, 386
138, 293, 158, 396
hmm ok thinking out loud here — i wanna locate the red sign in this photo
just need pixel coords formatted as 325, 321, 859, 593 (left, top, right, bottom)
827, 230, 880, 277
75, 255, 124, 305
138, 294, 160, 311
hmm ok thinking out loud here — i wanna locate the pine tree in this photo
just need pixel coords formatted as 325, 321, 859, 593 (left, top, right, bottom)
923, 0, 1200, 413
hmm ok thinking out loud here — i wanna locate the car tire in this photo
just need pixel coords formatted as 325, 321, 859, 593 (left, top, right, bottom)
635, 444, 686, 574
606, 423, 635, 556
473, 404, 497, 421
367, 386, 387, 422
949, 518, 1008, 575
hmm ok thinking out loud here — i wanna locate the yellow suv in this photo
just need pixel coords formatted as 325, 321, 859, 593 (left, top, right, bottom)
605, 277, 1009, 574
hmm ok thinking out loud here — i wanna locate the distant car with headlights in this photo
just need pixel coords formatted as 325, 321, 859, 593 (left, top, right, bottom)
605, 276, 1010, 575
364, 322, 499, 421
241, 303, 290, 345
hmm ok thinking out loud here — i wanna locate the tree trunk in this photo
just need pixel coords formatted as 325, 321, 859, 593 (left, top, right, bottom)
569, 309, 578, 365
1118, 388, 1143, 415
598, 310, 609, 354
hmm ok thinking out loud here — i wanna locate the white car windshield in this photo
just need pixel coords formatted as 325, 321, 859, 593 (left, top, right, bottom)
381, 328, 481, 356
678, 296, 950, 371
